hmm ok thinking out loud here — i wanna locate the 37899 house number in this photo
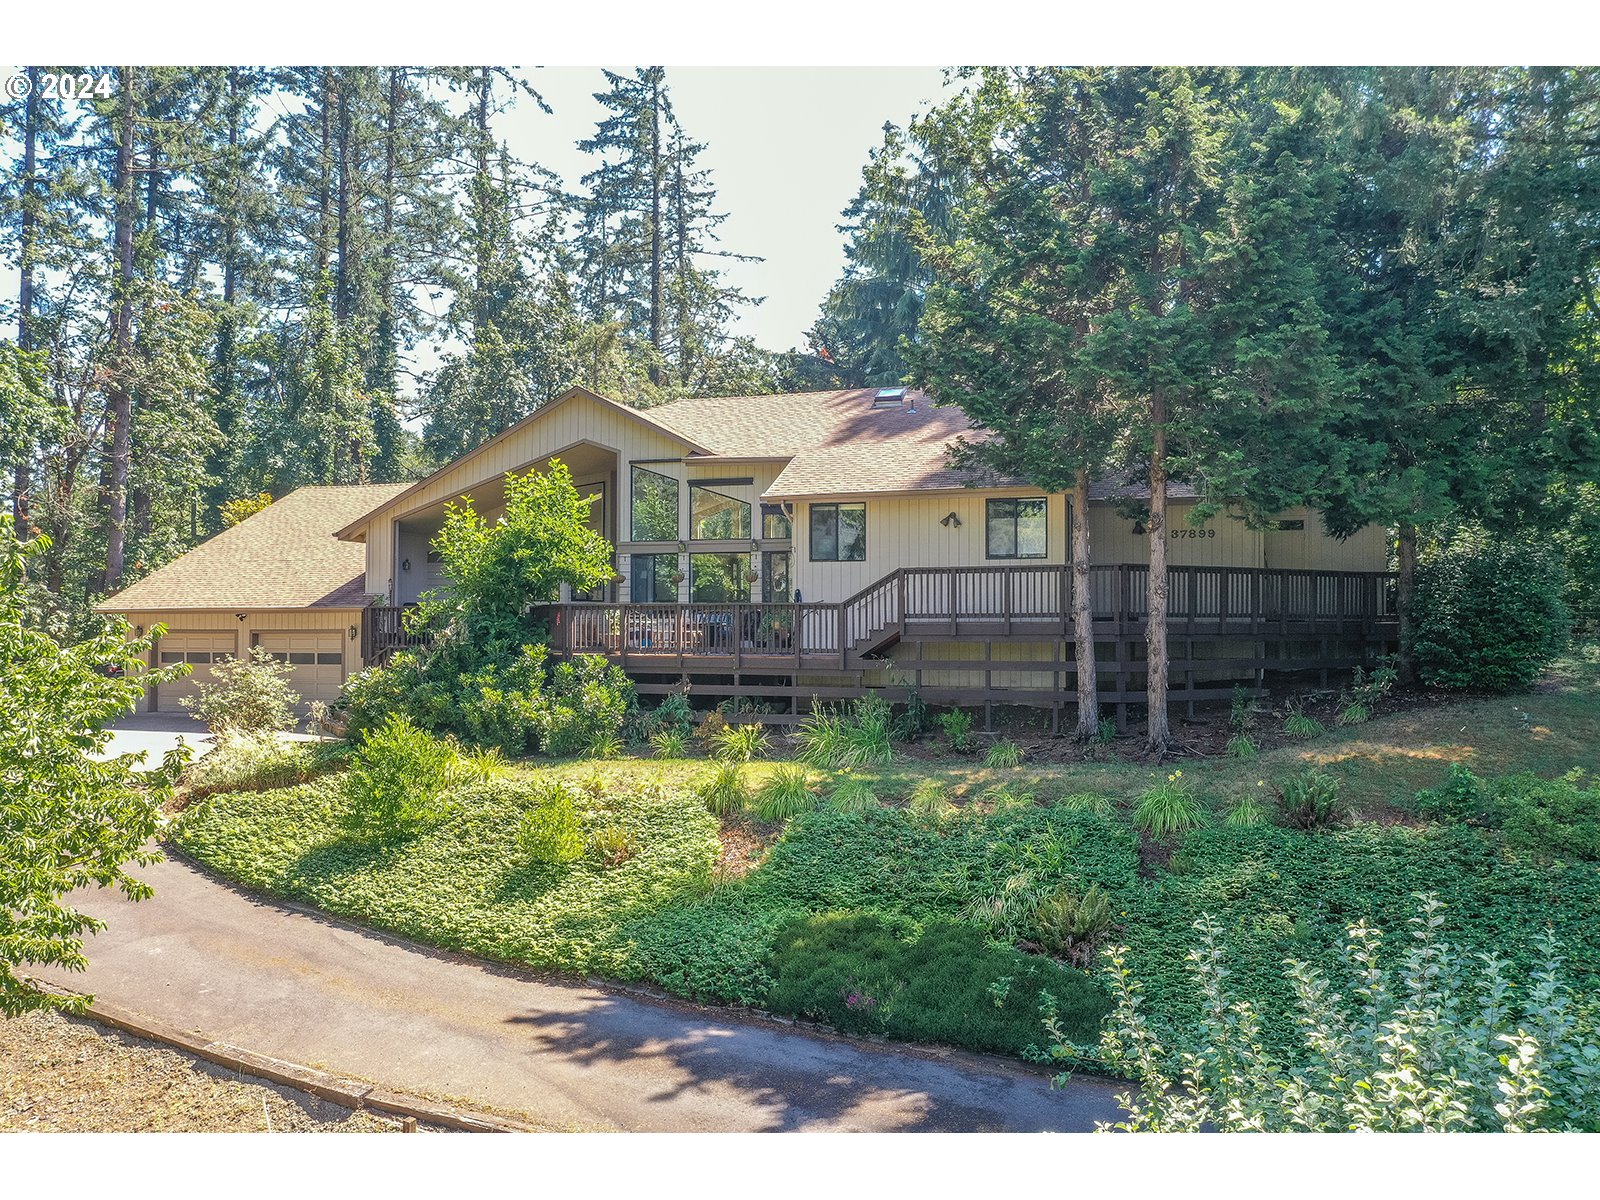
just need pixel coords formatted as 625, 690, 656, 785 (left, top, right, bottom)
1170, 527, 1217, 539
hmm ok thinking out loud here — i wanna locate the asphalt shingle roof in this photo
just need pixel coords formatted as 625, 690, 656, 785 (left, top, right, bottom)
96, 483, 411, 612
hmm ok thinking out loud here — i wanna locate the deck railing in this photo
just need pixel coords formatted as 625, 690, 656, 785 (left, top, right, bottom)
366, 564, 1396, 666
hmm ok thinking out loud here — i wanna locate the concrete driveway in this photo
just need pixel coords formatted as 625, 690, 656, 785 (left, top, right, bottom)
96, 712, 319, 765
38, 855, 1128, 1132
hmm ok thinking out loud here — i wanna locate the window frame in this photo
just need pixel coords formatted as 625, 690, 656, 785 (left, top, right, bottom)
688, 552, 751, 603
761, 503, 792, 541
629, 464, 680, 543
630, 552, 679, 603
985, 497, 1048, 560
689, 483, 751, 541
809, 502, 867, 562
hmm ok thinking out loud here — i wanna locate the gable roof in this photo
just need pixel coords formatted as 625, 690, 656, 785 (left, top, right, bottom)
96, 483, 410, 613
332, 385, 708, 540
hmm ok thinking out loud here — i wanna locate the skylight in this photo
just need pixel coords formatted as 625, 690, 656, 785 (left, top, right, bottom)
872, 387, 907, 408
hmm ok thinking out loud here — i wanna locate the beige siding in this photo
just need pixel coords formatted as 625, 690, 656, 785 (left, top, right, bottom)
1090, 502, 1263, 570
794, 490, 1069, 603
1263, 507, 1390, 572
129, 608, 365, 713
359, 391, 692, 602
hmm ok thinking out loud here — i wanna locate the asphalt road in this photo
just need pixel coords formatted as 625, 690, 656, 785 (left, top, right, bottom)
39, 855, 1127, 1132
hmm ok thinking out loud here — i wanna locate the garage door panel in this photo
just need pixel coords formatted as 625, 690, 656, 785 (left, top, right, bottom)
154, 633, 239, 711
256, 631, 346, 708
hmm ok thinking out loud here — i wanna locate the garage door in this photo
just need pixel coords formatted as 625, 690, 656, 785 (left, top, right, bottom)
154, 632, 240, 712
256, 631, 347, 707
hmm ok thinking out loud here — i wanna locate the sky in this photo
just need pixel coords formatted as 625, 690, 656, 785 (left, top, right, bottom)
506, 67, 953, 352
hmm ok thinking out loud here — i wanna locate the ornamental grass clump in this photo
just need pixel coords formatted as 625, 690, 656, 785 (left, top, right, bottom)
649, 728, 688, 759
1134, 771, 1205, 840
695, 761, 750, 818
1224, 785, 1271, 828
1276, 769, 1345, 831
908, 778, 953, 823
753, 763, 818, 822
1027, 883, 1114, 967
827, 776, 880, 813
985, 739, 1023, 769
713, 722, 769, 763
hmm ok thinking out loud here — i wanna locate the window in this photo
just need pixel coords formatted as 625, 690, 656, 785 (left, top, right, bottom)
761, 503, 791, 540
689, 553, 750, 602
987, 498, 1047, 559
316, 652, 343, 666
690, 485, 750, 540
630, 465, 679, 542
810, 502, 866, 562
630, 553, 678, 603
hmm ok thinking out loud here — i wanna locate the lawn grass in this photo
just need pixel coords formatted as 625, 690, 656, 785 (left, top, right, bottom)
175, 649, 1600, 1063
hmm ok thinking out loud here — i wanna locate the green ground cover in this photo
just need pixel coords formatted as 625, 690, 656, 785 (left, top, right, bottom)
173, 648, 1600, 1062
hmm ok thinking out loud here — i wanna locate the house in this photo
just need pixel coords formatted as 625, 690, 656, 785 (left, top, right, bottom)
102, 385, 1395, 723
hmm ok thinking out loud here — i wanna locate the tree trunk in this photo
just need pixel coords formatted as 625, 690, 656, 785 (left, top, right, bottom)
102, 66, 139, 595
1071, 470, 1100, 739
12, 65, 40, 528
1395, 518, 1420, 686
316, 69, 333, 275
372, 66, 402, 396
647, 70, 663, 385
1145, 394, 1171, 749
335, 69, 352, 324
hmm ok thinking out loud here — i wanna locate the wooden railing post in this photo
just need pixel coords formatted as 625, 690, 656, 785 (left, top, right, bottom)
837, 603, 847, 669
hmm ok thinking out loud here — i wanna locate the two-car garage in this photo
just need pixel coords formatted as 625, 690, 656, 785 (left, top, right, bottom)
148, 627, 351, 713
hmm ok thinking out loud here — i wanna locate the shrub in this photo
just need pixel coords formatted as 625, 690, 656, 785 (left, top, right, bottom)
1134, 771, 1205, 839
1027, 884, 1114, 967
694, 709, 728, 751
518, 781, 584, 864
650, 728, 688, 759
892, 680, 930, 742
1225, 734, 1258, 760
183, 733, 343, 801
1337, 664, 1397, 726
1276, 769, 1344, 830
985, 739, 1022, 769
827, 776, 880, 813
182, 645, 300, 735
753, 763, 818, 822
695, 761, 750, 818
645, 692, 694, 738
343, 714, 458, 839
939, 708, 975, 753
714, 722, 769, 763
1414, 762, 1488, 823
767, 912, 1109, 1054
1060, 896, 1600, 1131
1413, 526, 1571, 691
1496, 770, 1600, 860
537, 654, 635, 758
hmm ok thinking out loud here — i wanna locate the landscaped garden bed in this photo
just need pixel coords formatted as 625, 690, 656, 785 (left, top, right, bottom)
172, 648, 1600, 1068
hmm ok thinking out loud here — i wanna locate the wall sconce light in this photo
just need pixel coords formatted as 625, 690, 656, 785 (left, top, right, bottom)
348, 625, 359, 641
750, 539, 760, 553
236, 613, 248, 622
677, 540, 687, 553
939, 512, 962, 528
134, 624, 143, 637
401, 558, 412, 572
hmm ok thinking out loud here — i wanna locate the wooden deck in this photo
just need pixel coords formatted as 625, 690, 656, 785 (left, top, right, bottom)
364, 563, 1398, 724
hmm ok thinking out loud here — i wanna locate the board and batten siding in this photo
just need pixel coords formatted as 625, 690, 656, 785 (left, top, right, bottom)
1263, 508, 1390, 572
122, 607, 366, 712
